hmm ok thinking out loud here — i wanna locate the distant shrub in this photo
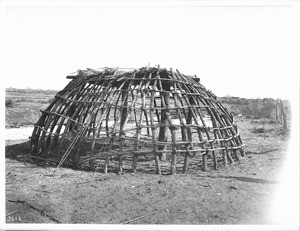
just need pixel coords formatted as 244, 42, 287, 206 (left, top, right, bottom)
251, 127, 267, 134
5, 98, 15, 108
239, 99, 276, 119
41, 98, 54, 104
6, 87, 58, 95
219, 96, 282, 119
15, 97, 34, 103
267, 120, 277, 125
261, 101, 275, 118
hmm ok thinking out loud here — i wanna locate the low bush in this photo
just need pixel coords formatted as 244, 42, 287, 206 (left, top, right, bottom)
219, 97, 286, 119
47, 98, 54, 103
5, 98, 15, 108
251, 127, 267, 134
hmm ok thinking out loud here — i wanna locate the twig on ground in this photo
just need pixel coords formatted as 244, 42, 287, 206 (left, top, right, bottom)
8, 199, 61, 223
75, 181, 90, 188
247, 148, 286, 155
6, 208, 26, 217
200, 182, 212, 188
123, 211, 158, 224
266, 166, 276, 181
28, 155, 59, 164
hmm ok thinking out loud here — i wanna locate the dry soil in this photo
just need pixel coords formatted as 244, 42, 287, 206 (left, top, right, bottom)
5, 118, 289, 224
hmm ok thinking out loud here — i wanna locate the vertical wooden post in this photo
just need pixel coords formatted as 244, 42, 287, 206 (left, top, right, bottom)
227, 151, 234, 164
158, 92, 169, 161
202, 150, 208, 171
103, 80, 127, 174
73, 146, 80, 169
118, 152, 123, 175
222, 147, 228, 167
212, 149, 218, 170
104, 154, 109, 174
183, 154, 190, 173
150, 71, 161, 174
132, 153, 137, 173
169, 122, 177, 175
143, 111, 150, 136
131, 73, 150, 173
154, 153, 161, 174
170, 146, 177, 174
183, 108, 193, 173
118, 91, 129, 175
275, 100, 279, 124
279, 100, 287, 131
90, 140, 96, 171
169, 69, 191, 173
88, 118, 97, 171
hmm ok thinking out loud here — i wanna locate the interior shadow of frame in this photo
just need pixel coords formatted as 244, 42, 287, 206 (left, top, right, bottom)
5, 140, 225, 175
5, 141, 61, 168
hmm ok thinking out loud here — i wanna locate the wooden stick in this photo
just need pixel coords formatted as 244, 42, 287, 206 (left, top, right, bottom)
170, 69, 191, 173
157, 72, 178, 174
222, 144, 228, 166
157, 92, 169, 161
123, 211, 158, 224
131, 72, 149, 172
202, 150, 208, 171
104, 78, 127, 173
89, 119, 97, 170
173, 71, 209, 170
28, 155, 59, 164
8, 199, 61, 224
118, 91, 128, 174
6, 208, 26, 217
150, 69, 161, 174
279, 99, 288, 131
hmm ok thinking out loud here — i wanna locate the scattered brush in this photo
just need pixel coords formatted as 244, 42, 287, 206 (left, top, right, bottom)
5, 98, 15, 108
251, 127, 267, 134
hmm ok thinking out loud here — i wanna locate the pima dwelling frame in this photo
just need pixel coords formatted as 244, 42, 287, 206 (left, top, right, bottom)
31, 66, 245, 175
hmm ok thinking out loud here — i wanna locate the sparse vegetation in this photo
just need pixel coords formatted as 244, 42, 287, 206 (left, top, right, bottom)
6, 87, 58, 95
251, 127, 268, 134
5, 98, 15, 108
5, 88, 291, 224
5, 88, 291, 130
219, 97, 290, 120
5, 114, 289, 224
47, 98, 54, 104
5, 88, 57, 128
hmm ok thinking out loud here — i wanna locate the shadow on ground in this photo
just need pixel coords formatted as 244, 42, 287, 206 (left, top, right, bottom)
5, 141, 31, 161
5, 141, 231, 175
222, 176, 279, 185
194, 174, 279, 185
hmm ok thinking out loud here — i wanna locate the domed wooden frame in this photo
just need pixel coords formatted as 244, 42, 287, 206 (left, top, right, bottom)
30, 66, 245, 174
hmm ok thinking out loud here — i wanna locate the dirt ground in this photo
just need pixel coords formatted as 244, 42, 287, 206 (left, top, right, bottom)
5, 117, 290, 225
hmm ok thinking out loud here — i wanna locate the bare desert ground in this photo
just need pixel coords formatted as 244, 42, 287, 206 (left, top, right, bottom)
5, 116, 290, 225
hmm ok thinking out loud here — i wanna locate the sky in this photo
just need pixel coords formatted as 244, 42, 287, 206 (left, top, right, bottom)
2, 1, 299, 100
1, 1, 300, 229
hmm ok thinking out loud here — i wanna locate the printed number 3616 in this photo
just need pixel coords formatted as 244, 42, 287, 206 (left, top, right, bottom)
7, 216, 23, 222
